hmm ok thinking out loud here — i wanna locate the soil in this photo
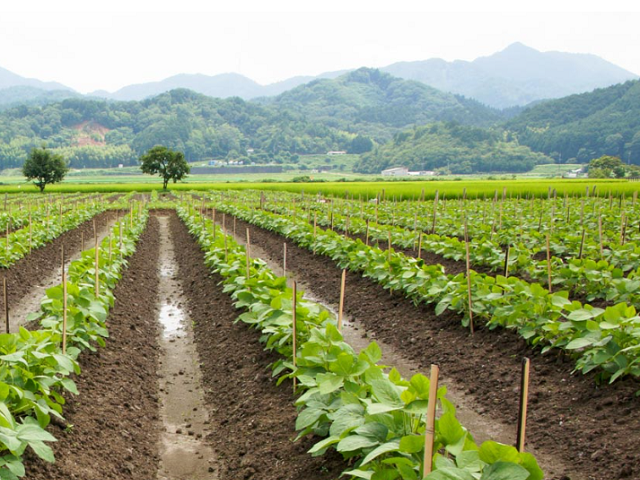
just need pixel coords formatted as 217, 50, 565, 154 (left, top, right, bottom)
227, 213, 640, 480
24, 215, 161, 479
170, 211, 346, 480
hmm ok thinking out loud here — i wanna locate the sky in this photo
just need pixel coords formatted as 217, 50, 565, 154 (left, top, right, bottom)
1, 0, 640, 93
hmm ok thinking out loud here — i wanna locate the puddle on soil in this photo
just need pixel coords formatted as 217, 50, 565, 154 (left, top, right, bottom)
156, 215, 218, 480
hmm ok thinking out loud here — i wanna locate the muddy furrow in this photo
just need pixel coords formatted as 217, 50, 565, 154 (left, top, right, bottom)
169, 211, 345, 480
226, 214, 640, 480
25, 216, 161, 480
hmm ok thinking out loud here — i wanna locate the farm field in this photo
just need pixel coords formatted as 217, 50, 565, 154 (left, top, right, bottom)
1, 186, 639, 480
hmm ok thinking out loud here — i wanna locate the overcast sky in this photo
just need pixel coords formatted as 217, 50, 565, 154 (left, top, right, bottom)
2, 0, 640, 93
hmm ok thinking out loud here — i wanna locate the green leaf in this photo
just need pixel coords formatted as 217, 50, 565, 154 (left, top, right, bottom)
425, 467, 476, 480
360, 439, 401, 466
399, 434, 424, 454
479, 461, 530, 480
337, 434, 379, 452
28, 440, 55, 463
308, 435, 340, 454
478, 441, 519, 464
316, 373, 344, 394
565, 338, 595, 350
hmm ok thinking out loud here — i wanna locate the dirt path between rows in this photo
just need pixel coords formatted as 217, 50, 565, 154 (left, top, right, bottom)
226, 213, 640, 480
25, 215, 161, 479
155, 214, 218, 479
169, 211, 345, 480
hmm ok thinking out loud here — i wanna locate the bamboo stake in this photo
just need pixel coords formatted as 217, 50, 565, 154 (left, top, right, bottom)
423, 364, 440, 476
212, 208, 216, 240
387, 231, 392, 264
365, 220, 370, 246
503, 243, 510, 278
292, 281, 298, 391
283, 243, 287, 279
62, 246, 67, 354
578, 228, 586, 259
245, 228, 251, 280
431, 190, 439, 234
94, 230, 100, 297
28, 211, 32, 252
338, 269, 346, 332
516, 358, 531, 452
3, 278, 8, 334
223, 226, 228, 262
546, 234, 552, 293
598, 214, 603, 258
464, 220, 474, 335
418, 232, 423, 259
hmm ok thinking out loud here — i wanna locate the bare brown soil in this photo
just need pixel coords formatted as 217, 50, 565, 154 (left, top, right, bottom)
228, 213, 640, 480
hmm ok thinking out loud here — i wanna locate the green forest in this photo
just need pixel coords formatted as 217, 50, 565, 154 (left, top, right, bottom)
354, 123, 551, 174
0, 68, 638, 174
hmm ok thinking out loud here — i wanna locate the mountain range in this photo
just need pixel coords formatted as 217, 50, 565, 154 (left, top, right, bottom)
0, 43, 636, 109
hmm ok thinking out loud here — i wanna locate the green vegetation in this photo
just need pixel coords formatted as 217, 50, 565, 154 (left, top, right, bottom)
505, 80, 640, 164
588, 155, 640, 178
22, 147, 69, 192
139, 145, 190, 189
354, 122, 551, 174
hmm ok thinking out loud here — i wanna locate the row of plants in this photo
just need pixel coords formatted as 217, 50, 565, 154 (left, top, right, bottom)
0, 204, 149, 478
177, 203, 544, 480
207, 198, 640, 383
263, 202, 640, 308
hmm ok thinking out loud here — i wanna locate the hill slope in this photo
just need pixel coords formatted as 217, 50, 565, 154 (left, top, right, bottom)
354, 122, 551, 174
505, 80, 640, 163
264, 68, 502, 141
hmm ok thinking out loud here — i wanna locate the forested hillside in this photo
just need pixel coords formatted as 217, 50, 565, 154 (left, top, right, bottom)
354, 122, 551, 174
0, 89, 352, 169
262, 68, 503, 141
505, 80, 640, 164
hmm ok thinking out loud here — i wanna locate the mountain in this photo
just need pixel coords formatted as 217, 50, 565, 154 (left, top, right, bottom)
354, 122, 551, 174
0, 86, 81, 109
0, 65, 73, 92
382, 43, 638, 109
505, 79, 640, 164
91, 70, 347, 101
263, 68, 503, 141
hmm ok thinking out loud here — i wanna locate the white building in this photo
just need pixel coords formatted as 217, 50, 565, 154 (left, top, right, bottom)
382, 166, 409, 176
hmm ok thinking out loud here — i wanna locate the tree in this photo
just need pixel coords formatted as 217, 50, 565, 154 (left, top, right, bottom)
22, 147, 69, 192
139, 146, 190, 189
588, 155, 626, 178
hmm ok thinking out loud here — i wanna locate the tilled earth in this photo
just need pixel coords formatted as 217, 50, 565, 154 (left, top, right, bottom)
228, 213, 640, 480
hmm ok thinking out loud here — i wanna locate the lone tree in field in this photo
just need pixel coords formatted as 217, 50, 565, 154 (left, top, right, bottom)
139, 146, 190, 190
23, 147, 69, 192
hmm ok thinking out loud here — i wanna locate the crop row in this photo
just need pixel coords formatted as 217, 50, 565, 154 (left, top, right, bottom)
177, 202, 543, 480
0, 205, 149, 479
204, 197, 640, 384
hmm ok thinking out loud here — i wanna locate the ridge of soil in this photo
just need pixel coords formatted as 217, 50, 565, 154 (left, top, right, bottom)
228, 213, 640, 480
170, 211, 345, 480
24, 216, 161, 479
0, 210, 121, 322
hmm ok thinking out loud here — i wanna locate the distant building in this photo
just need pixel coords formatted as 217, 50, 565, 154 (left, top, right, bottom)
327, 151, 347, 156
408, 170, 437, 176
381, 166, 409, 176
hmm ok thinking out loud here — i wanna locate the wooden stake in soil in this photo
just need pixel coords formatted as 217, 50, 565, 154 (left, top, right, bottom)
578, 228, 586, 259
28, 211, 32, 252
464, 221, 474, 335
365, 220, 370, 246
61, 246, 67, 354
503, 243, 511, 278
292, 281, 298, 392
337, 269, 346, 332
516, 358, 531, 452
94, 231, 100, 297
3, 277, 8, 334
418, 232, 423, 259
546, 234, 552, 293
245, 228, 251, 280
283, 243, 287, 279
423, 364, 440, 476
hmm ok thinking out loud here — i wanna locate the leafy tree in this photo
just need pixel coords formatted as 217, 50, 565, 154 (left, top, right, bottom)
22, 147, 69, 192
139, 145, 190, 189
588, 155, 626, 178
